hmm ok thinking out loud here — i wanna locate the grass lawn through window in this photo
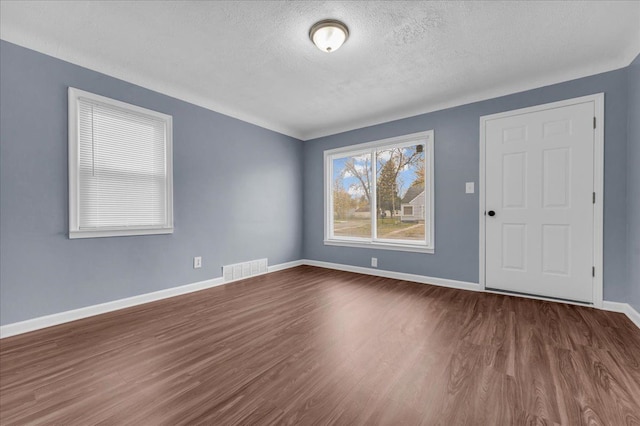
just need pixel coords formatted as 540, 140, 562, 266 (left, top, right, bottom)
333, 217, 425, 240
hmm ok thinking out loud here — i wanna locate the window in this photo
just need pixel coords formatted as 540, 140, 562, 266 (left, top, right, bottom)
68, 88, 173, 238
324, 130, 434, 253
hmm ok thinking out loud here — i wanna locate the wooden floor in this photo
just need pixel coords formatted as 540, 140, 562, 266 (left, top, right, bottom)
1, 266, 639, 425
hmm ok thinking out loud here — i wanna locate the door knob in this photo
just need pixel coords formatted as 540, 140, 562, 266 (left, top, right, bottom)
488, 210, 496, 217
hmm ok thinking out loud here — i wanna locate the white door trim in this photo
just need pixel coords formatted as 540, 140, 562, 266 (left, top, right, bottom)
479, 93, 605, 308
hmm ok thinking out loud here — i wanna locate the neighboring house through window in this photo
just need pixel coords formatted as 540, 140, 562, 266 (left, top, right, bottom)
324, 130, 434, 253
400, 185, 424, 222
68, 88, 174, 238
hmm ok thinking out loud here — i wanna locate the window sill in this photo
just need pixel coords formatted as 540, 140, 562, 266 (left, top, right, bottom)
324, 239, 434, 254
69, 227, 174, 239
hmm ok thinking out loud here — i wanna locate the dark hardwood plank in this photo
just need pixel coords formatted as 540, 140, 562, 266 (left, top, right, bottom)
1, 266, 639, 425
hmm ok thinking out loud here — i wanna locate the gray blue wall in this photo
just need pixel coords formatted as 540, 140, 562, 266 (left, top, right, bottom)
0, 41, 303, 326
302, 68, 630, 303
628, 54, 640, 313
1, 40, 638, 327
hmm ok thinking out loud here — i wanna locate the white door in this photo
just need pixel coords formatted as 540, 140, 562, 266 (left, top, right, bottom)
484, 100, 596, 302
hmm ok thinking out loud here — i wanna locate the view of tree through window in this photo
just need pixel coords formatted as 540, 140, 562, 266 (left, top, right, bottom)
331, 144, 426, 242
332, 153, 372, 238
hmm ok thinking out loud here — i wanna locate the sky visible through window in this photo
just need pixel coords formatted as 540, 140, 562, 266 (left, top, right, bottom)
332, 147, 424, 205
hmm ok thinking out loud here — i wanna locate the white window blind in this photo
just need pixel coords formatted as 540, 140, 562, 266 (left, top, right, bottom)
69, 88, 173, 238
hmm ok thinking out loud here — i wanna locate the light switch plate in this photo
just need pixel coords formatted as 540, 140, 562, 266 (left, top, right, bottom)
193, 256, 202, 269
465, 182, 475, 194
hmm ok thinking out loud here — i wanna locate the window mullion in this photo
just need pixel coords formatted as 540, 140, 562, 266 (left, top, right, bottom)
370, 148, 377, 242
328, 155, 335, 239
423, 150, 428, 245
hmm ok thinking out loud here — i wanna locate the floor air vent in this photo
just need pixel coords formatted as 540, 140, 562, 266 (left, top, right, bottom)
222, 258, 268, 282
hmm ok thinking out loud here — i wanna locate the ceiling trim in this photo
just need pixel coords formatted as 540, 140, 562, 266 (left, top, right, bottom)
2, 30, 639, 142
0, 35, 306, 140
303, 44, 640, 140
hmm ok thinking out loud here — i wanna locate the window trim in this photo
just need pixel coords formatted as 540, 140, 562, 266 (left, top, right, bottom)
68, 87, 174, 239
323, 130, 435, 254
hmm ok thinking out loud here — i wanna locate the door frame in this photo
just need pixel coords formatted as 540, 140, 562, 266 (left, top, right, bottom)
479, 93, 605, 308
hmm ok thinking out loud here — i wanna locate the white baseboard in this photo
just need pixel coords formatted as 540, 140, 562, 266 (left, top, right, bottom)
0, 276, 224, 339
302, 260, 640, 330
602, 301, 640, 329
0, 259, 303, 339
3, 259, 637, 339
268, 259, 304, 273
301, 259, 480, 292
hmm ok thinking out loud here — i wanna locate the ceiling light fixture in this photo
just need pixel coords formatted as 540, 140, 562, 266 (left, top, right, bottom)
309, 19, 349, 53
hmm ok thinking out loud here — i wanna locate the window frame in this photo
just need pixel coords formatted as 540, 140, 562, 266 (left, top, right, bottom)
324, 130, 435, 254
68, 87, 174, 239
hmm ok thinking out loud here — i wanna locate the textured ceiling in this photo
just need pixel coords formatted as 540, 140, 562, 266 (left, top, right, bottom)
1, 1, 639, 140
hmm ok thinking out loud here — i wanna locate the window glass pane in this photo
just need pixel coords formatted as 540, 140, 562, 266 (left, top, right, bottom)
375, 145, 426, 241
332, 153, 372, 239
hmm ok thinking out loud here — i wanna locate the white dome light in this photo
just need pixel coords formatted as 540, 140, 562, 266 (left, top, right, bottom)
309, 20, 349, 53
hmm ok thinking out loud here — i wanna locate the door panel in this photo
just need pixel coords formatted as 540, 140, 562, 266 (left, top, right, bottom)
502, 224, 526, 271
542, 224, 570, 275
485, 101, 594, 302
502, 153, 527, 209
542, 148, 571, 208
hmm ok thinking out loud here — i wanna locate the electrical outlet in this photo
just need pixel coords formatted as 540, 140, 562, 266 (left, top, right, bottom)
371, 257, 378, 268
193, 256, 202, 269
465, 182, 475, 194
